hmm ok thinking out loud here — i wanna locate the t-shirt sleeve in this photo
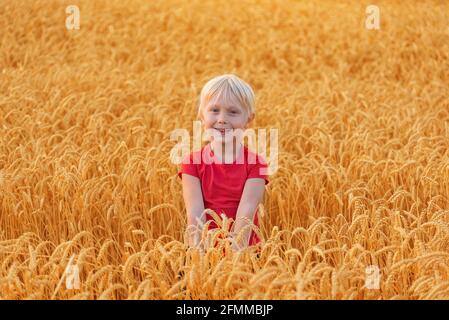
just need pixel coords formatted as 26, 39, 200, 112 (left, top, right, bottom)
178, 153, 199, 180
247, 154, 269, 185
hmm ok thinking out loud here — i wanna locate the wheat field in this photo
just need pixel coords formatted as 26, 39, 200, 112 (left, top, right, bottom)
0, 0, 449, 300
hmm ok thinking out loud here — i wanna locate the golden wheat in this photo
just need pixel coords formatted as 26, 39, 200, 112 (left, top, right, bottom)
0, 0, 448, 299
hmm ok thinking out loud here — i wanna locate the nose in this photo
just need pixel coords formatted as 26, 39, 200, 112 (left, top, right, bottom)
217, 111, 227, 124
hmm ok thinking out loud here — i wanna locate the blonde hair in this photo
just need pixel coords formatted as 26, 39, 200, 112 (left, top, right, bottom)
197, 74, 255, 120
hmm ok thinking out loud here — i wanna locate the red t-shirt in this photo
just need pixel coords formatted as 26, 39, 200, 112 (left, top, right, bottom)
178, 143, 269, 246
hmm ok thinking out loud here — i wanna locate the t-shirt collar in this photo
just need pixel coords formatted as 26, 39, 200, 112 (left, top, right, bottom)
207, 142, 245, 164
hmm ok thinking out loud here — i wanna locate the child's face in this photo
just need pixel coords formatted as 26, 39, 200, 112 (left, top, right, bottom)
200, 95, 254, 143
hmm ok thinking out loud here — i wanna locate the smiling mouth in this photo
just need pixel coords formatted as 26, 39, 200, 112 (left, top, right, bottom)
215, 128, 232, 135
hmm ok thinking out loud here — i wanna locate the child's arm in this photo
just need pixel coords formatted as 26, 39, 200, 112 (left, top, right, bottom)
181, 173, 206, 249
232, 178, 266, 250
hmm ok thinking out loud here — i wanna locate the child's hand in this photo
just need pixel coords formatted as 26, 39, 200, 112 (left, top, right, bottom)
188, 240, 205, 257
195, 244, 206, 256
230, 241, 241, 253
228, 234, 246, 253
